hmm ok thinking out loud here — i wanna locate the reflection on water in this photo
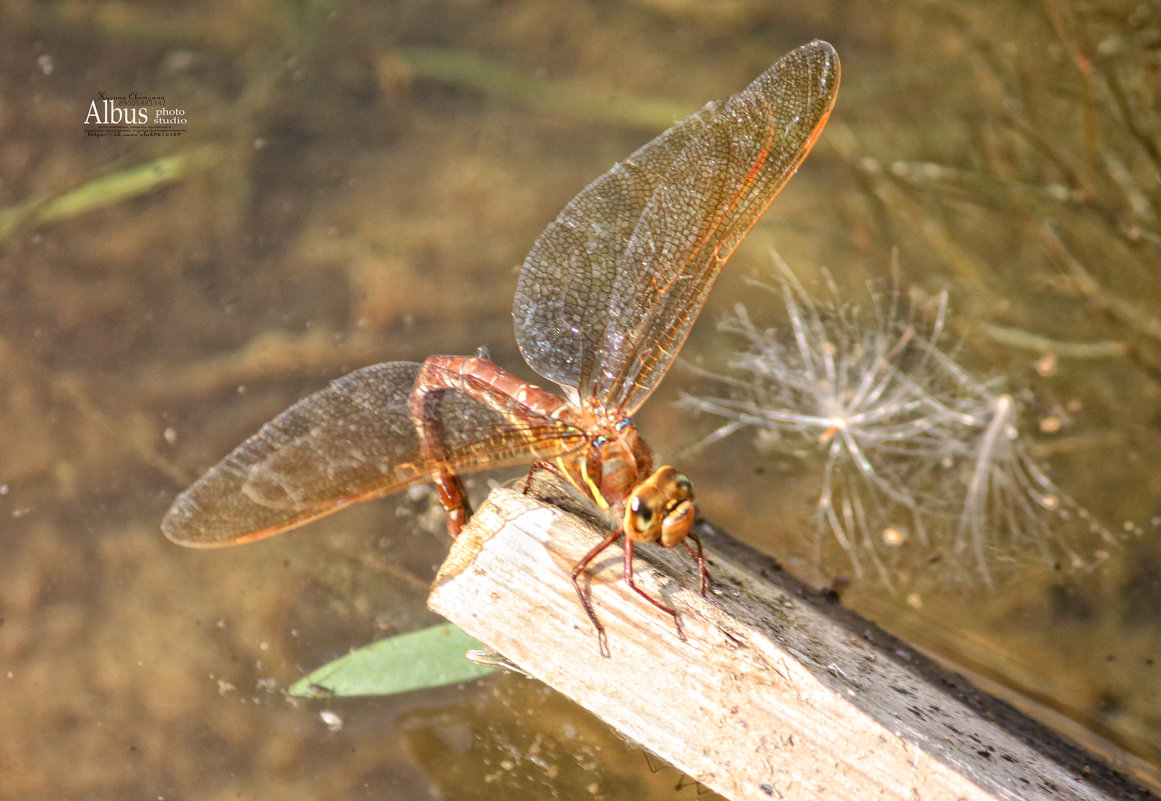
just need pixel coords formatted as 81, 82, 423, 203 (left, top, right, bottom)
1, 1, 1159, 798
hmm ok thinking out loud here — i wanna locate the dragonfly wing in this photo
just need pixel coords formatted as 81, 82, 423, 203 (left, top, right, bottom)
514, 87, 724, 396
598, 42, 839, 413
162, 361, 585, 547
513, 41, 839, 413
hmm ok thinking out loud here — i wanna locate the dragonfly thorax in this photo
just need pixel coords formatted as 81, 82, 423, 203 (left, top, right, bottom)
558, 410, 696, 548
558, 410, 651, 506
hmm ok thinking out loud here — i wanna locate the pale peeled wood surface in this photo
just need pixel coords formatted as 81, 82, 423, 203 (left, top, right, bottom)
428, 488, 1153, 801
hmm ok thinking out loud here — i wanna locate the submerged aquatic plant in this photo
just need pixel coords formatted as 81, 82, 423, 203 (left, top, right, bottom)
686, 254, 1116, 588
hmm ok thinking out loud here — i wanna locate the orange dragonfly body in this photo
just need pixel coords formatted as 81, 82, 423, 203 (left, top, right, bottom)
163, 41, 840, 646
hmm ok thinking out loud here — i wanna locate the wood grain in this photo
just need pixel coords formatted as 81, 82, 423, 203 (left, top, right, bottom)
428, 487, 1153, 801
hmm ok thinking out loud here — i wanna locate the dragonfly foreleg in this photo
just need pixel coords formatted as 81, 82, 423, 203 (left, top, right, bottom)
571, 527, 689, 655
571, 529, 620, 658
622, 538, 685, 641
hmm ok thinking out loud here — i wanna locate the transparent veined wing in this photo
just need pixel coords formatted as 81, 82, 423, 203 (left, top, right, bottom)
162, 361, 586, 546
513, 41, 840, 414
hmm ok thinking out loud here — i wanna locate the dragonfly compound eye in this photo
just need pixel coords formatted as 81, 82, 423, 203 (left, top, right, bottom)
625, 491, 663, 543
624, 466, 699, 545
633, 467, 696, 547
659, 498, 695, 548
630, 494, 654, 524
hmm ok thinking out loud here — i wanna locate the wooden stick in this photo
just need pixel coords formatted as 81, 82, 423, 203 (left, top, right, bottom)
428, 487, 1153, 801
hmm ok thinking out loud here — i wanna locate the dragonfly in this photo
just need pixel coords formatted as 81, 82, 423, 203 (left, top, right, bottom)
162, 41, 840, 650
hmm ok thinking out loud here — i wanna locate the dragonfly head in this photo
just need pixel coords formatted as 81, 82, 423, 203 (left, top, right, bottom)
623, 466, 695, 547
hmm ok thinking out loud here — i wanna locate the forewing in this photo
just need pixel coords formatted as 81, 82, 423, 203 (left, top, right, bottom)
513, 41, 840, 413
513, 96, 724, 395
598, 42, 839, 412
161, 361, 585, 547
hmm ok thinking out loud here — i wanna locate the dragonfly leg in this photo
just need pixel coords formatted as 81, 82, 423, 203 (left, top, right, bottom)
520, 459, 570, 496
685, 532, 708, 597
520, 461, 542, 495
571, 530, 620, 657
623, 538, 685, 641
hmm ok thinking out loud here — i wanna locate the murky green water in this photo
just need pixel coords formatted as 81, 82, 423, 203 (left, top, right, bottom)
2, 1, 1159, 798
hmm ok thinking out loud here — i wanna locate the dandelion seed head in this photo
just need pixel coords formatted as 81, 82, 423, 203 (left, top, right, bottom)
685, 254, 1117, 590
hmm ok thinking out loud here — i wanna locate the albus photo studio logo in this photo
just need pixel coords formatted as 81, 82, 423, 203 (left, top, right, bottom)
84, 92, 187, 136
